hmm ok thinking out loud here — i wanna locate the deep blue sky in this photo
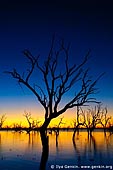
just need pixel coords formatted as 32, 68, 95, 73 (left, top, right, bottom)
0, 0, 113, 122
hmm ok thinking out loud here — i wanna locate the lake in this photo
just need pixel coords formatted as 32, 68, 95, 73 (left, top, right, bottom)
0, 130, 113, 170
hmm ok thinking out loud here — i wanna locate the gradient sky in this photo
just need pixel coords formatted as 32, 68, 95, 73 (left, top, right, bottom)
0, 0, 113, 126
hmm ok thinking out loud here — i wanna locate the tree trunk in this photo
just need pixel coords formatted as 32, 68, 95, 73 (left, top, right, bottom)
39, 118, 51, 170
39, 130, 49, 170
40, 117, 51, 132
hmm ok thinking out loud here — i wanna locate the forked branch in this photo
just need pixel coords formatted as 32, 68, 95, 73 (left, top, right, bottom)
5, 37, 104, 127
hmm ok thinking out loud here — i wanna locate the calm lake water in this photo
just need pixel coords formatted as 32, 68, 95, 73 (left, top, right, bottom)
0, 130, 113, 170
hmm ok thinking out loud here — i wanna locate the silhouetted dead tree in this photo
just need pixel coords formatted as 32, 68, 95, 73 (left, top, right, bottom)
0, 114, 6, 129
82, 104, 103, 135
23, 111, 41, 133
100, 107, 111, 131
34, 119, 41, 129
23, 111, 32, 130
57, 117, 65, 128
73, 105, 86, 138
54, 116, 65, 135
5, 37, 104, 170
12, 122, 22, 132
5, 37, 103, 133
54, 117, 65, 148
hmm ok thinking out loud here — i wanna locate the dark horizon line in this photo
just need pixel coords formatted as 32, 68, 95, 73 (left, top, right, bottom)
0, 126, 113, 132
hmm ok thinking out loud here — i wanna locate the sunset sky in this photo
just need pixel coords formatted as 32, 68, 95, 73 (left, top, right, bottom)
0, 0, 113, 127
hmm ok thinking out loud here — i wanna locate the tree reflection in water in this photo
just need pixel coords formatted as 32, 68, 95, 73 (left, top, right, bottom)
72, 131, 81, 166
0, 130, 113, 170
39, 130, 49, 170
72, 130, 113, 166
39, 130, 113, 170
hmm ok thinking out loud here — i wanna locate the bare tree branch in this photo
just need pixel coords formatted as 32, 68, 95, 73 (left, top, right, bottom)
0, 114, 7, 128
5, 37, 104, 130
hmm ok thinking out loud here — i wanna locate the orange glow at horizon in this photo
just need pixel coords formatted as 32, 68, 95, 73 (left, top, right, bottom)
3, 108, 76, 128
2, 105, 113, 128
